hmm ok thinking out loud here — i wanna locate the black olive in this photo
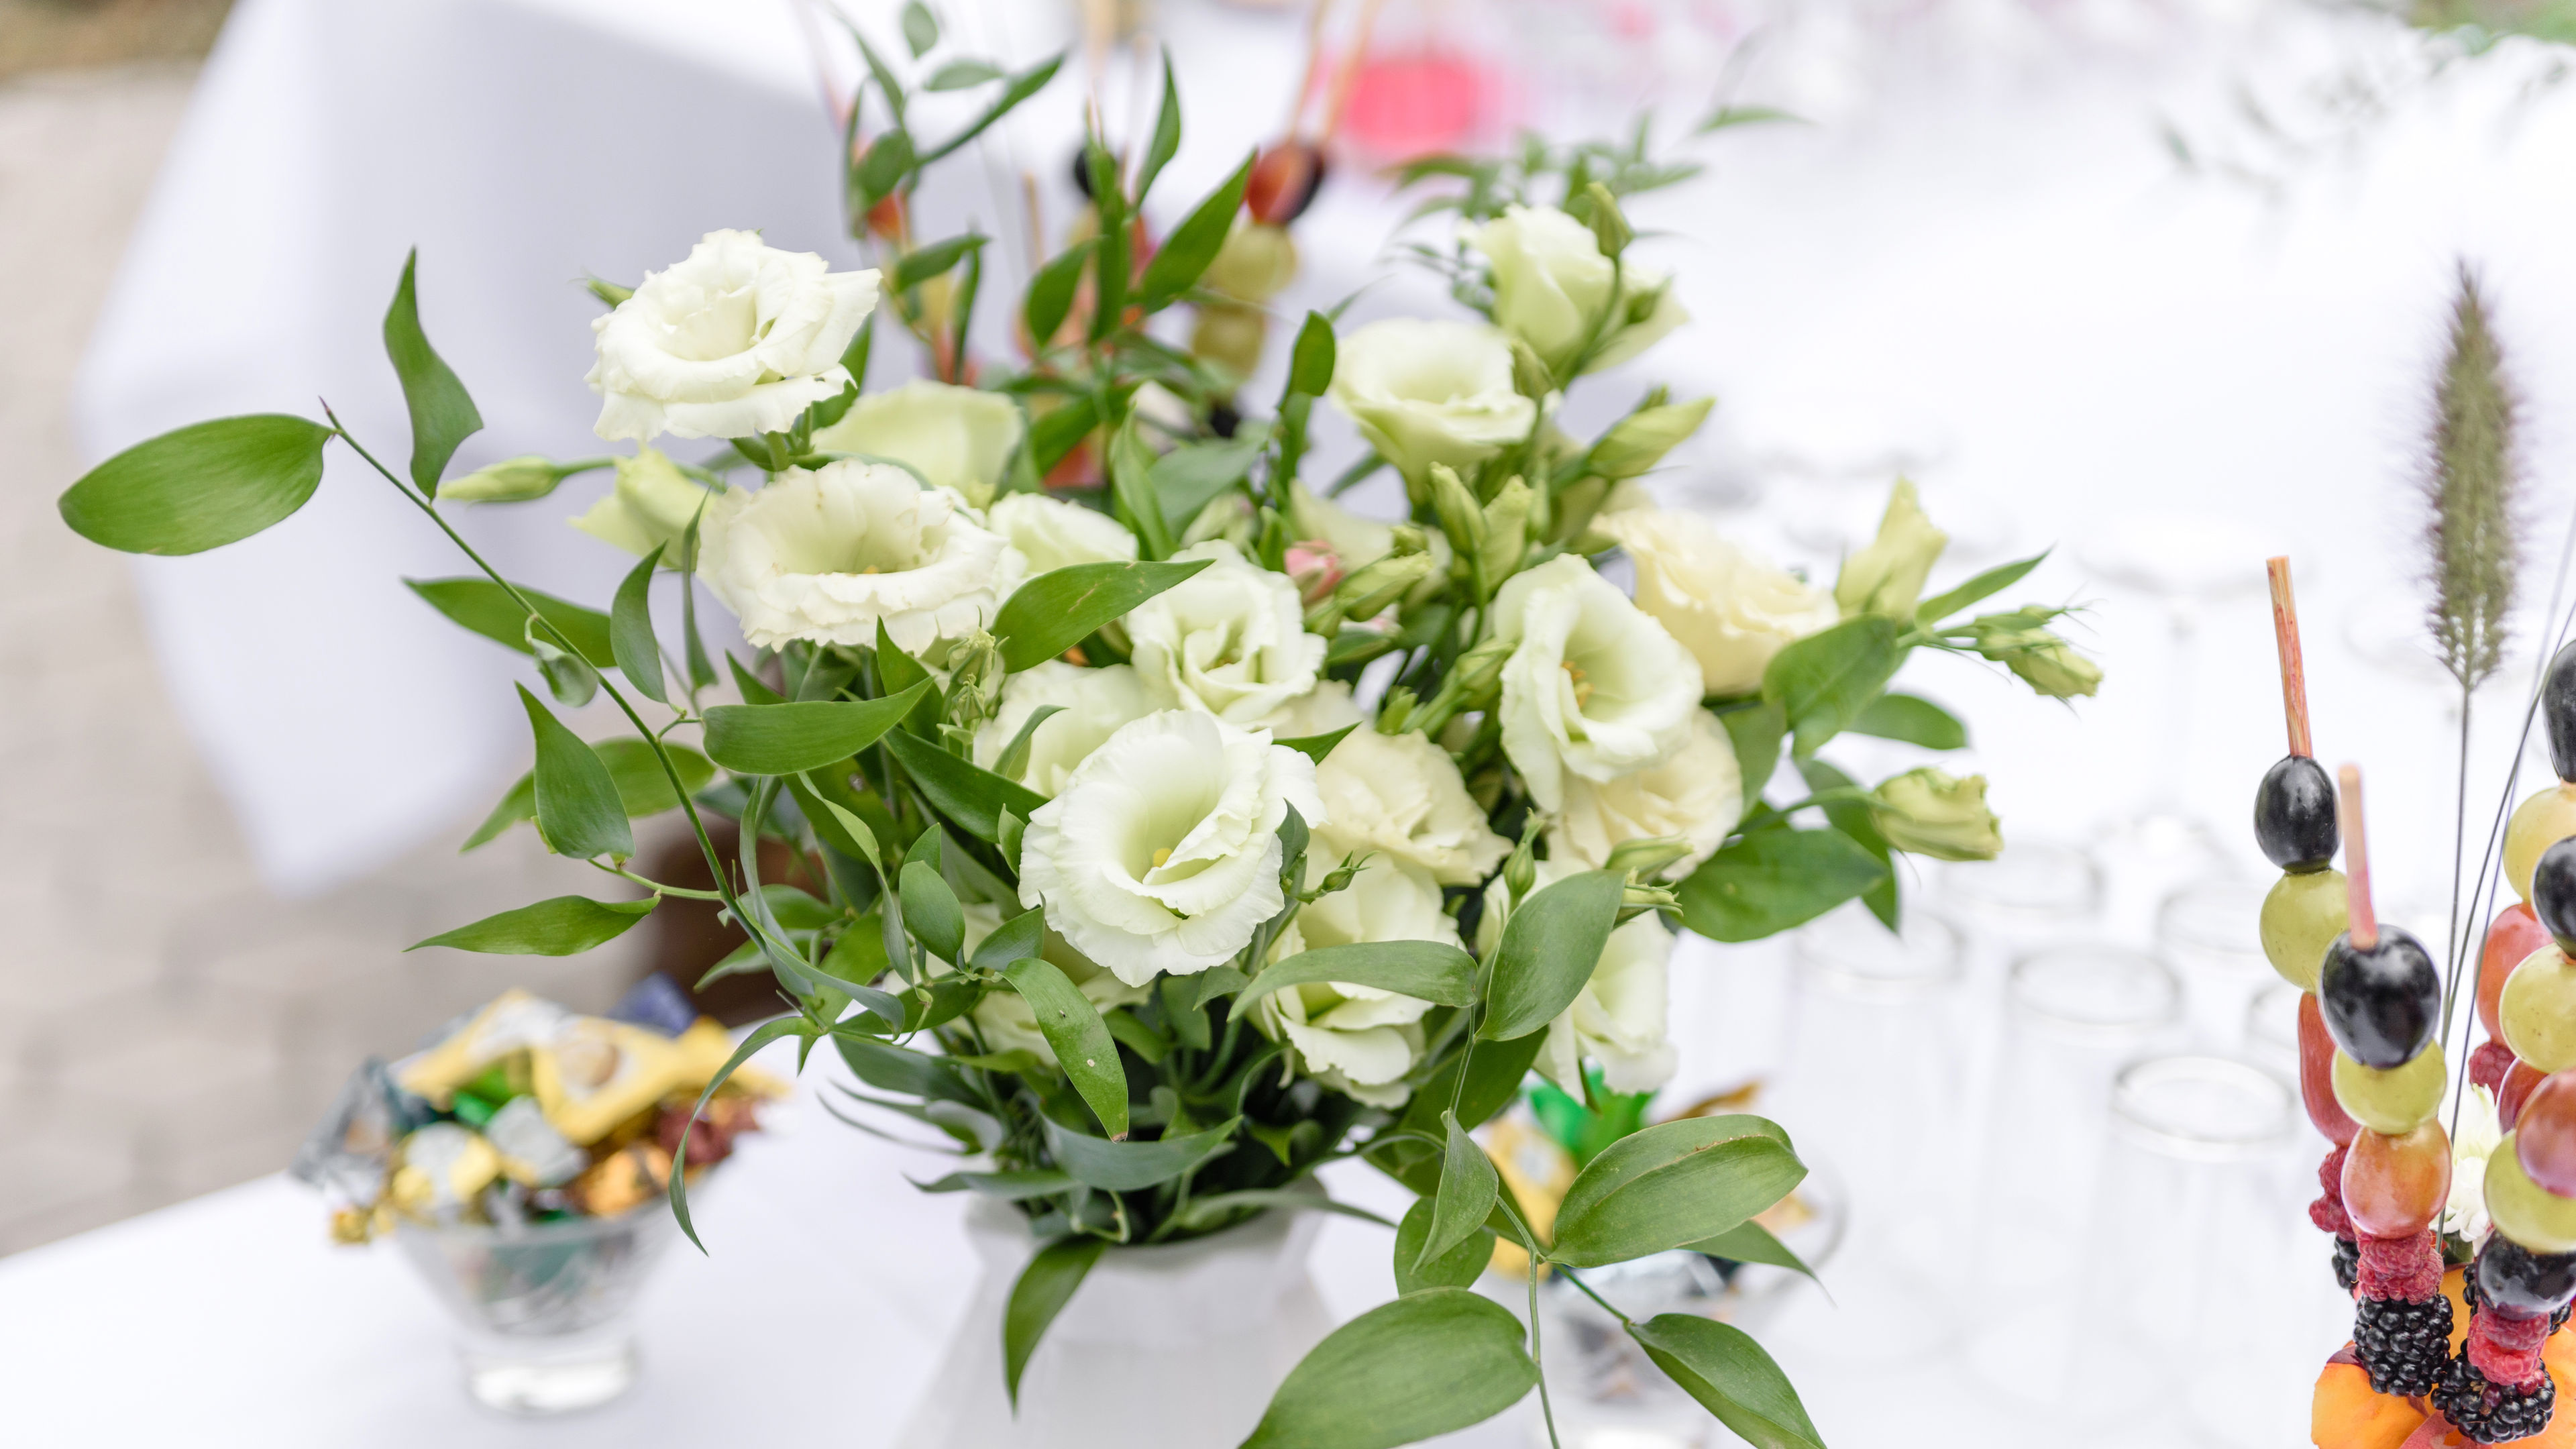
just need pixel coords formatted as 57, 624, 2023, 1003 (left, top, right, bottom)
2318, 924, 2442, 1069
2255, 755, 2338, 872
1208, 402, 1240, 439
2535, 837, 2576, 955
2480, 1235, 2576, 1318
2547, 640, 2576, 783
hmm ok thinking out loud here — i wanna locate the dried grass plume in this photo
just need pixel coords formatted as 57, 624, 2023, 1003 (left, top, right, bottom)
2424, 261, 2522, 693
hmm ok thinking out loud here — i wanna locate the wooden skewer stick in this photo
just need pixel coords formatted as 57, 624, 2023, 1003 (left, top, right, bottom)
2269, 556, 2314, 759
2341, 763, 2378, 950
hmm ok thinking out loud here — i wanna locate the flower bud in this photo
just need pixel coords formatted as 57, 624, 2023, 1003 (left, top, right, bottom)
1605, 835, 1696, 877
942, 630, 1006, 729
1503, 837, 1538, 905
1508, 336, 1556, 400
1988, 627, 2102, 699
443, 455, 570, 503
1317, 537, 1434, 627
570, 447, 719, 562
1479, 476, 1532, 590
584, 276, 633, 308
1591, 396, 1713, 480
1428, 464, 1489, 559
1870, 767, 2003, 861
1835, 478, 1948, 619
1576, 182, 1632, 259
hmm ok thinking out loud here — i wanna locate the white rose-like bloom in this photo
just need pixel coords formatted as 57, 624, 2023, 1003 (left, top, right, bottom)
1249, 855, 1454, 1108
696, 460, 1023, 656
971, 661, 1155, 798
1477, 860, 1677, 1095
1315, 728, 1509, 885
1018, 710, 1326, 985
2444, 1083, 2504, 1242
1593, 508, 1837, 696
1489, 554, 1701, 812
1328, 319, 1536, 484
1550, 711, 1743, 877
986, 492, 1139, 575
588, 230, 880, 443
1128, 541, 1328, 726
1465, 205, 1687, 376
810, 379, 1025, 507
1256, 680, 1365, 740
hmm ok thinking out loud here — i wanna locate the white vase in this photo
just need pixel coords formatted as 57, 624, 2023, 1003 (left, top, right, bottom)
897, 1197, 1334, 1448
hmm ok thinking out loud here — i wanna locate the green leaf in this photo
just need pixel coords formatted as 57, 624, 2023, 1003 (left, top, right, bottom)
1106, 421, 1173, 560
1798, 757, 1896, 929
916, 52, 1063, 166
610, 545, 667, 705
994, 557, 1212, 671
1273, 724, 1356, 765
1718, 699, 1787, 798
1547, 1115, 1807, 1268
517, 685, 634, 861
788, 771, 880, 867
1762, 615, 1901, 759
1689, 1218, 1823, 1287
1006, 957, 1130, 1137
881, 730, 1046, 843
970, 906, 1047, 971
1135, 152, 1254, 312
1232, 941, 1476, 1022
1023, 239, 1097, 350
597, 738, 716, 816
989, 704, 1063, 784
700, 682, 930, 775
407, 895, 654, 955
855, 126, 915, 209
1004, 1236, 1104, 1406
1393, 1196, 1489, 1294
1028, 392, 1099, 476
918, 1167, 1075, 1198
1136, 50, 1182, 204
900, 859, 966, 963
667, 1016, 810, 1251
1915, 549, 2047, 625
1040, 1114, 1237, 1191
60, 415, 333, 555
1697, 103, 1805, 133
900, 0, 937, 56
1420, 1111, 1499, 1272
408, 578, 615, 667
461, 773, 536, 850
525, 618, 599, 707
1173, 1189, 1392, 1232
1240, 1289, 1536, 1449
1849, 692, 1965, 750
1087, 140, 1128, 341
1479, 869, 1624, 1041
1676, 828, 1888, 943
925, 58, 1003, 89
1628, 1315, 1827, 1449
835, 1031, 980, 1106
894, 232, 986, 292
381, 250, 483, 496
1287, 311, 1336, 397
1148, 428, 1268, 534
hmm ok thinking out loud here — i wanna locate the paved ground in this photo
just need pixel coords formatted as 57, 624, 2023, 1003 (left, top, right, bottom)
0, 63, 638, 1254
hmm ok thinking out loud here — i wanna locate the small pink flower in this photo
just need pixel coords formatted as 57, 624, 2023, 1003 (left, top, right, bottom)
1285, 541, 1344, 604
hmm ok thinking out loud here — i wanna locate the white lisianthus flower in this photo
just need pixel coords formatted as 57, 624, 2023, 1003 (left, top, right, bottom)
986, 492, 1140, 575
2445, 1084, 2504, 1242
1248, 854, 1455, 1108
1315, 728, 1510, 886
1489, 554, 1702, 812
1477, 860, 1677, 1095
1328, 319, 1536, 484
810, 379, 1025, 507
1464, 205, 1687, 376
570, 447, 720, 562
1258, 679, 1366, 739
696, 460, 1023, 656
971, 661, 1155, 798
1593, 508, 1838, 697
588, 229, 879, 443
1551, 710, 1743, 877
1128, 541, 1328, 727
1017, 710, 1326, 985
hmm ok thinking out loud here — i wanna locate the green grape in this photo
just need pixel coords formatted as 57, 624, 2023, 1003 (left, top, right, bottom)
2330, 1045, 2447, 1135
2488, 1132, 2576, 1254
2261, 869, 2348, 991
2507, 783, 2576, 904
2502, 944, 2576, 1072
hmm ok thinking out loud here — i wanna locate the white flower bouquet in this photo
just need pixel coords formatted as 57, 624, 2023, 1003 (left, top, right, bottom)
60, 45, 2095, 1446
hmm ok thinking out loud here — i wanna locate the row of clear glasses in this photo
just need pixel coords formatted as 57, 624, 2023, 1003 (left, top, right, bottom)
1737, 835, 2309, 1444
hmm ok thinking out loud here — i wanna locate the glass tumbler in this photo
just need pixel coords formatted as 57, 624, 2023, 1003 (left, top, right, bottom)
1768, 904, 1966, 1361
2157, 876, 2273, 1044
2069, 1056, 2302, 1448
394, 1205, 680, 1414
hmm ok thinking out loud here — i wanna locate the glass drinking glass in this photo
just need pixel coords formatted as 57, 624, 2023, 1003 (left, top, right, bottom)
1767, 904, 1966, 1362
2157, 875, 2273, 1044
1933, 839, 2106, 944
394, 1204, 680, 1414
1964, 947, 2182, 1318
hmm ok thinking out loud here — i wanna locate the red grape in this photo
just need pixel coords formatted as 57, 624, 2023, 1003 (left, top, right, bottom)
2519, 1073, 2576, 1197
2505, 1059, 2549, 1130
2480, 902, 2553, 1040
2300, 992, 2361, 1145
2343, 1121, 2453, 1238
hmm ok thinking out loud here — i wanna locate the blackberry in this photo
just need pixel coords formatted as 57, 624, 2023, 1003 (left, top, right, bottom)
2335, 1237, 2360, 1293
2461, 1267, 2574, 1329
2434, 1354, 2557, 1444
2355, 1291, 2455, 1396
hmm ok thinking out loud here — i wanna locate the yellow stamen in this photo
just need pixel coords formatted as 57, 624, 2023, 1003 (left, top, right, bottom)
1152, 847, 1173, 868
1562, 659, 1593, 707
